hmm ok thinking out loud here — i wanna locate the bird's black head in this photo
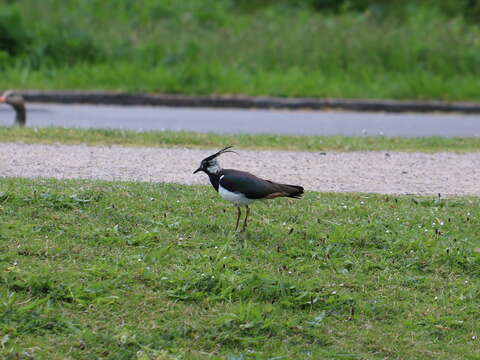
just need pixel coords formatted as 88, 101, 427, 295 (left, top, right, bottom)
194, 146, 237, 175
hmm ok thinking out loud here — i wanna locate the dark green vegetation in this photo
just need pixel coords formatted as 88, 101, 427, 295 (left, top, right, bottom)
1, 0, 480, 100
2, 126, 480, 153
1, 177, 479, 359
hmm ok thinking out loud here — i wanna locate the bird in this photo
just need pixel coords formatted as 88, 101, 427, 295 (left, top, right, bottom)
193, 146, 304, 232
0, 90, 26, 127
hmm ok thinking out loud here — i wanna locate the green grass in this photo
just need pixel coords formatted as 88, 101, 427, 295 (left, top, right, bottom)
2, 1, 480, 100
1, 126, 480, 153
0, 177, 479, 359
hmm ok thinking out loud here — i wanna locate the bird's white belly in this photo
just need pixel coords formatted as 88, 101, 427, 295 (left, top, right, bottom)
219, 185, 254, 206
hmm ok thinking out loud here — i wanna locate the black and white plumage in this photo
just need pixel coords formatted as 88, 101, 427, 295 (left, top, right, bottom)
194, 146, 304, 231
0, 91, 26, 127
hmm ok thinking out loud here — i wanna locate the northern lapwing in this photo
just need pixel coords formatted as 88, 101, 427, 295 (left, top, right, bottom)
194, 146, 304, 231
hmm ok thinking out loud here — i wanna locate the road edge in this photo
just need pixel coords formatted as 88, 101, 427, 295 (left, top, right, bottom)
18, 90, 480, 114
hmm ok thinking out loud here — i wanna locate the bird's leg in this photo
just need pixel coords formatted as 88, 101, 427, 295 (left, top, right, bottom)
241, 205, 250, 232
14, 105, 26, 127
235, 206, 241, 231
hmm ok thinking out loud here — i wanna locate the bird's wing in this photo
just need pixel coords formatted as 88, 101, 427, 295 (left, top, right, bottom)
220, 169, 277, 199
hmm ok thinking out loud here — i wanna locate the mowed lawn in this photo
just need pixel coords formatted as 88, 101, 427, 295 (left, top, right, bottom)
0, 177, 479, 359
1, 126, 480, 152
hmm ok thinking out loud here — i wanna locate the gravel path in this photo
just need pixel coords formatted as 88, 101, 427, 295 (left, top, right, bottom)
1, 142, 479, 196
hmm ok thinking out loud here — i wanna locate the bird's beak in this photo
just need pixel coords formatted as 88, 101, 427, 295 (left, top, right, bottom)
0, 97, 5, 103
193, 167, 202, 174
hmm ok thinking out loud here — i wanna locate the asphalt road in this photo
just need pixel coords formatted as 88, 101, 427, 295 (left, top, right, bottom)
1, 103, 480, 137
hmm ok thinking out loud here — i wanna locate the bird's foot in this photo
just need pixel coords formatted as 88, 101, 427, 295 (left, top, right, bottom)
233, 230, 248, 246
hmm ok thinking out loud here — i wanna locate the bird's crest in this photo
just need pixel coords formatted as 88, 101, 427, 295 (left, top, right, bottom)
202, 146, 238, 162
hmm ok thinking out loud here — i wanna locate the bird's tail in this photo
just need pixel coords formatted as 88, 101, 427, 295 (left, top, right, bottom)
281, 184, 304, 199
266, 181, 304, 199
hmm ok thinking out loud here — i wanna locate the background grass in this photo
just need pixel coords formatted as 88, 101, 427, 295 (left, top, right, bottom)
0, 177, 479, 359
1, 0, 480, 100
1, 126, 480, 153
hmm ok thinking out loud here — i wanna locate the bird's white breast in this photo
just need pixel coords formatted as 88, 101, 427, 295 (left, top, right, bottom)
218, 184, 254, 206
